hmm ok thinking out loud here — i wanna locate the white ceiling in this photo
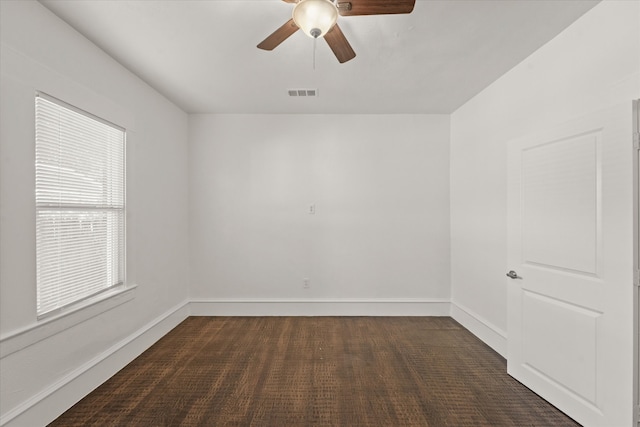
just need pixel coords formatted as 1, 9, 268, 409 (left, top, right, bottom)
39, 0, 599, 114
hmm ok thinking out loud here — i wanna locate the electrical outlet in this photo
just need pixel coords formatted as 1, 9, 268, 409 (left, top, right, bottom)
303, 278, 310, 289
309, 204, 316, 215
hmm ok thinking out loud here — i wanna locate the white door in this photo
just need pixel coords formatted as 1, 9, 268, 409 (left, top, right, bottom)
507, 104, 635, 427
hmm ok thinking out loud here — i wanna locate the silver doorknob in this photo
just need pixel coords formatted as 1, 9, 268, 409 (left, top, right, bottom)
506, 270, 522, 279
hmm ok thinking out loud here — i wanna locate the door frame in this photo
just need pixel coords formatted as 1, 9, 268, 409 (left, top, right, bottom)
634, 99, 639, 427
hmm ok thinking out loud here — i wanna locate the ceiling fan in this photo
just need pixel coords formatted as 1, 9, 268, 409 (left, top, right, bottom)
257, 0, 416, 63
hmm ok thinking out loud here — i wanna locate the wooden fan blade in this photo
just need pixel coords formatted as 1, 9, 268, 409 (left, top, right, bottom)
337, 0, 415, 16
257, 19, 299, 51
324, 24, 356, 63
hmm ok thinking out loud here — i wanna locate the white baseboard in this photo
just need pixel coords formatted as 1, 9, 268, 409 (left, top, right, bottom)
450, 301, 507, 358
1, 301, 190, 427
189, 298, 451, 317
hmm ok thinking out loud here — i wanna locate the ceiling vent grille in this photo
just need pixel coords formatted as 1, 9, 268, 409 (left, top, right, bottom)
288, 89, 318, 97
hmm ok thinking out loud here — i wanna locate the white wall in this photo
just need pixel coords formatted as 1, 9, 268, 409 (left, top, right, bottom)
0, 1, 190, 425
189, 114, 450, 315
450, 0, 640, 354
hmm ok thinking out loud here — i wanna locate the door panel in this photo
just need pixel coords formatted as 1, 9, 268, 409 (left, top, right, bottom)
522, 290, 599, 405
507, 104, 634, 427
522, 131, 600, 275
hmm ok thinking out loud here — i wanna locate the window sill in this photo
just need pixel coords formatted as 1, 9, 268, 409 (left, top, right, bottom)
0, 285, 137, 358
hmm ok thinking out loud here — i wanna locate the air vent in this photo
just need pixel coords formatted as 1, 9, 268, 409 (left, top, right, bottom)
288, 89, 318, 97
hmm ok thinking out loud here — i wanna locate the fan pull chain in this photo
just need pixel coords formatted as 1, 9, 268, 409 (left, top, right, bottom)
313, 36, 317, 70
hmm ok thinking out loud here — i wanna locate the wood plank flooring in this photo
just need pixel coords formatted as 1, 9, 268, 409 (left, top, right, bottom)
49, 317, 579, 426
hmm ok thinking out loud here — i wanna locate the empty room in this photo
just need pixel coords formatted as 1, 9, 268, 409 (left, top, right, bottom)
1, 0, 639, 426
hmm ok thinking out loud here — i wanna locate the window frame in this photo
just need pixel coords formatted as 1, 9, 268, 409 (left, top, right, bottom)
34, 91, 127, 319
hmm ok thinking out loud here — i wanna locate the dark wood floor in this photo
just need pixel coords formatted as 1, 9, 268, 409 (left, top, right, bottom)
50, 317, 579, 426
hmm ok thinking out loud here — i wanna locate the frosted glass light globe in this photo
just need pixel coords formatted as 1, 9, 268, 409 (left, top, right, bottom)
292, 0, 339, 39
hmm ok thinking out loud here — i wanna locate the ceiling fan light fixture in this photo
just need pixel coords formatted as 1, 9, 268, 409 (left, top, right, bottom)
292, 0, 338, 39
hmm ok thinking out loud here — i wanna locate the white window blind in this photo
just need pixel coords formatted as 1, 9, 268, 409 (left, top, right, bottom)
35, 93, 125, 317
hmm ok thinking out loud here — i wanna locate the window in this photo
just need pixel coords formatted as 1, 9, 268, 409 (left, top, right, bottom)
35, 93, 126, 317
